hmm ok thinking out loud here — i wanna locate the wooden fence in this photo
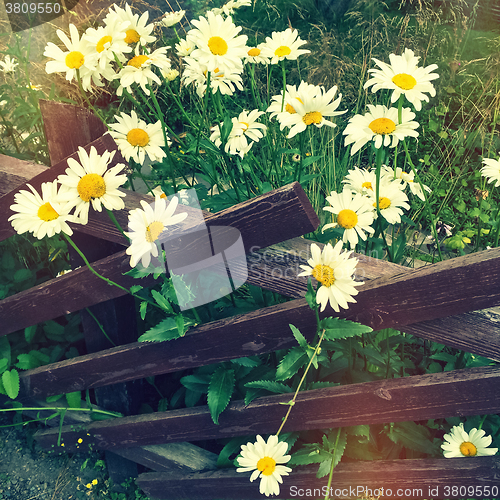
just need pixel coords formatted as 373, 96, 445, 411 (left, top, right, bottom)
0, 101, 499, 499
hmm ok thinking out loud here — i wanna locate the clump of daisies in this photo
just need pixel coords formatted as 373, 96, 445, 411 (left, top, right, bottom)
441, 423, 497, 458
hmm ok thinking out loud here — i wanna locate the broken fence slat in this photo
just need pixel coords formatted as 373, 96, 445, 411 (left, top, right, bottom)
34, 366, 500, 451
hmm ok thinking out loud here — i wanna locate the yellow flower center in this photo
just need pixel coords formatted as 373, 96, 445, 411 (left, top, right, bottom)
337, 209, 358, 229
275, 46, 291, 57
208, 36, 228, 56
257, 456, 276, 476
65, 51, 84, 69
127, 128, 150, 147
124, 29, 140, 44
37, 202, 59, 222
362, 181, 373, 190
240, 121, 249, 131
128, 55, 149, 68
285, 104, 296, 114
248, 47, 261, 57
96, 35, 112, 53
392, 73, 417, 90
77, 173, 106, 202
369, 117, 396, 135
312, 264, 335, 287
373, 197, 391, 210
145, 221, 164, 243
303, 111, 322, 126
460, 442, 477, 457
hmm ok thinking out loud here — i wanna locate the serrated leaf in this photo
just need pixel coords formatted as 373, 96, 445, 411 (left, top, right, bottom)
208, 367, 235, 425
316, 459, 332, 478
29, 350, 50, 365
230, 356, 261, 367
276, 348, 308, 381
244, 387, 267, 405
217, 436, 250, 468
65, 391, 81, 409
245, 380, 293, 394
16, 353, 39, 370
305, 279, 317, 310
320, 317, 372, 340
387, 421, 436, 454
138, 317, 180, 342
317, 428, 347, 478
130, 285, 143, 294
290, 447, 331, 465
289, 324, 308, 349
347, 425, 370, 437
2, 369, 19, 399
151, 289, 173, 313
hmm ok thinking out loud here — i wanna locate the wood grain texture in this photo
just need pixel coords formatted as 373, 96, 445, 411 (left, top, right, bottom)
34, 366, 500, 451
0, 155, 48, 197
40, 100, 108, 165
137, 457, 500, 499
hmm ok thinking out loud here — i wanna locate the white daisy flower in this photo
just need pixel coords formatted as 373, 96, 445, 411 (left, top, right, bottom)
267, 81, 320, 127
176, 38, 196, 57
364, 48, 439, 111
381, 165, 431, 201
236, 435, 291, 497
220, 0, 252, 16
244, 44, 270, 65
57, 146, 127, 225
8, 181, 78, 239
342, 166, 377, 195
298, 241, 362, 313
277, 84, 346, 138
43, 24, 99, 91
187, 11, 248, 72
368, 181, 409, 224
82, 18, 132, 77
0, 55, 18, 74
260, 28, 310, 65
182, 57, 243, 97
159, 10, 185, 28
104, 3, 156, 46
125, 196, 188, 268
481, 156, 500, 187
343, 104, 419, 155
108, 110, 166, 165
323, 188, 375, 249
210, 109, 267, 158
441, 423, 497, 458
115, 46, 171, 96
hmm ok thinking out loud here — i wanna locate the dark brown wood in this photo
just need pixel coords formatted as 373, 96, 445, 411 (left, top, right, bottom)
34, 366, 500, 451
137, 457, 500, 499
39, 100, 108, 165
0, 182, 319, 336
0, 154, 48, 197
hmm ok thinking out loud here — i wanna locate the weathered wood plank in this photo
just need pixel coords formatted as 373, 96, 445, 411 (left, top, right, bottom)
34, 366, 500, 450
0, 182, 319, 336
18, 246, 500, 401
39, 100, 108, 166
137, 457, 500, 499
0, 154, 48, 197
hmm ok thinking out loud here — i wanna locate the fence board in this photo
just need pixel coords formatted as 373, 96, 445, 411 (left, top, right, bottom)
18, 246, 500, 400
0, 154, 48, 197
34, 366, 500, 451
137, 456, 500, 499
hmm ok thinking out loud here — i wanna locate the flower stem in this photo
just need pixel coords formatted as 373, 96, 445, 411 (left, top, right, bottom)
106, 208, 129, 243
324, 428, 342, 500
75, 70, 109, 128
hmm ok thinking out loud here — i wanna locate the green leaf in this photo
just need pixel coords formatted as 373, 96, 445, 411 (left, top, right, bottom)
0, 358, 9, 374
1, 251, 15, 270
290, 446, 331, 465
140, 300, 148, 321
13, 268, 32, 283
151, 289, 173, 313
316, 459, 333, 478
320, 317, 372, 340
245, 380, 293, 394
387, 421, 436, 454
208, 367, 235, 425
16, 353, 40, 370
138, 317, 180, 342
181, 374, 210, 393
158, 398, 168, 412
217, 436, 250, 468
2, 369, 20, 399
230, 356, 261, 367
305, 278, 316, 310
289, 324, 308, 349
24, 325, 37, 343
316, 428, 347, 478
276, 348, 308, 381
65, 391, 81, 409
46, 394, 64, 403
